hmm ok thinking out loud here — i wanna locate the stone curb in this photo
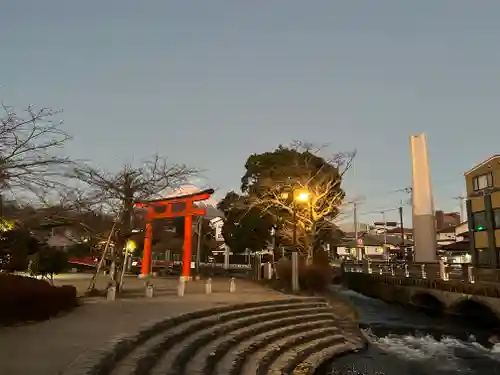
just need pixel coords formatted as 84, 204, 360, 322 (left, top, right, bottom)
60, 297, 322, 375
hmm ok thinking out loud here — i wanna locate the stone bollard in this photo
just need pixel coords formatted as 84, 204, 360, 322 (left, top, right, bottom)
106, 281, 117, 301
404, 264, 409, 277
379, 266, 383, 275
195, 275, 201, 281
145, 281, 154, 298
205, 278, 212, 294
229, 277, 236, 293
421, 264, 427, 279
177, 278, 186, 297
390, 264, 395, 276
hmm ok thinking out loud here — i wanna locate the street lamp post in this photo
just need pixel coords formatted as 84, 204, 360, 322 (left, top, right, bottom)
289, 189, 310, 292
292, 198, 297, 248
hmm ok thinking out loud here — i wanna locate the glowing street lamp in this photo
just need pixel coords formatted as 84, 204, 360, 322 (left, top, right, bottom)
125, 240, 137, 252
295, 191, 310, 202
291, 189, 311, 249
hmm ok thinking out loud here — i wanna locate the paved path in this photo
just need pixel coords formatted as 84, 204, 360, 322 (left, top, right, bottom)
0, 277, 285, 375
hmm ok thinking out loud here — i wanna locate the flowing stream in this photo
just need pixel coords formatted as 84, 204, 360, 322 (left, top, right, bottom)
317, 287, 500, 375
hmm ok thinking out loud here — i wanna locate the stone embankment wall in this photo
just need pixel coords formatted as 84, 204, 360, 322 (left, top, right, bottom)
343, 272, 500, 326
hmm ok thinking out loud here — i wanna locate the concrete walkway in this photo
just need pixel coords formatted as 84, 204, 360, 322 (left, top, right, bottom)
0, 277, 285, 375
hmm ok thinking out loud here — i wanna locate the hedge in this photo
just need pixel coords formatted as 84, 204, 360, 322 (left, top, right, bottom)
0, 274, 78, 325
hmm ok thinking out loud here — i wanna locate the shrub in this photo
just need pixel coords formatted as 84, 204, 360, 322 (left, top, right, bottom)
275, 257, 292, 286
300, 263, 332, 293
30, 246, 69, 282
275, 256, 332, 293
0, 274, 78, 325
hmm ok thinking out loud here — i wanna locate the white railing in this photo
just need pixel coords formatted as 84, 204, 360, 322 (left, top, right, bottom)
341, 259, 500, 284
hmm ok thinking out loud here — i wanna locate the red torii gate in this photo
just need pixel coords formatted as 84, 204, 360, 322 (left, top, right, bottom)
134, 188, 214, 279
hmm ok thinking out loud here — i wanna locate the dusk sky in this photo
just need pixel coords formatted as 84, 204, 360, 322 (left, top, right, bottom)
2, 1, 500, 225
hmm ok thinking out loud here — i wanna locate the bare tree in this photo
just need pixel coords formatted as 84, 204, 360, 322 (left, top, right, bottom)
0, 103, 72, 200
73, 155, 200, 284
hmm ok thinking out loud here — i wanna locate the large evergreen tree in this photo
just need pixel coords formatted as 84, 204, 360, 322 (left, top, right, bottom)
220, 142, 353, 257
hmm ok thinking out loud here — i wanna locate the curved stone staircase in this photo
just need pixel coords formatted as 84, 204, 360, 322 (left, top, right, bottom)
64, 297, 364, 375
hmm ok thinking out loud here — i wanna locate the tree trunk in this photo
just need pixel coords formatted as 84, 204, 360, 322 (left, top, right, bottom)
113, 198, 134, 289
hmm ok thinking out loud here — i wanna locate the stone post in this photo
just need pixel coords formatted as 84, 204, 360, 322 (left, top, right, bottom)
229, 277, 236, 293
177, 277, 186, 297
205, 278, 212, 294
439, 258, 448, 281
467, 265, 475, 283
363, 259, 372, 274
106, 280, 116, 301
145, 281, 154, 298
421, 264, 427, 279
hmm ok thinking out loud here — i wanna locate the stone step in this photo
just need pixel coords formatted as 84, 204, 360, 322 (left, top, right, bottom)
64, 297, 323, 375
150, 304, 330, 375
189, 308, 333, 375
111, 299, 326, 375
215, 315, 338, 375
250, 328, 345, 375
268, 335, 358, 375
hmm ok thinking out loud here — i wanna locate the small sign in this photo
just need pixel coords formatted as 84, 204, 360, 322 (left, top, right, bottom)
190, 262, 196, 268
356, 238, 364, 247
213, 219, 224, 242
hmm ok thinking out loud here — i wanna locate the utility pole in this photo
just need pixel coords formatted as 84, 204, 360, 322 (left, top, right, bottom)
395, 188, 412, 262
382, 210, 387, 247
195, 216, 203, 275
399, 203, 404, 243
353, 202, 359, 260
453, 195, 466, 221
399, 201, 406, 260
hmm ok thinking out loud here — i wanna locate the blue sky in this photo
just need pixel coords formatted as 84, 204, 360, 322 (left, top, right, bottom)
2, 1, 500, 225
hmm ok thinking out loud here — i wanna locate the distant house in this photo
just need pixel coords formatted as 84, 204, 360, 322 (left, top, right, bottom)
435, 210, 461, 231
337, 232, 412, 260
436, 226, 457, 247
47, 233, 76, 249
437, 221, 471, 264
385, 227, 413, 241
